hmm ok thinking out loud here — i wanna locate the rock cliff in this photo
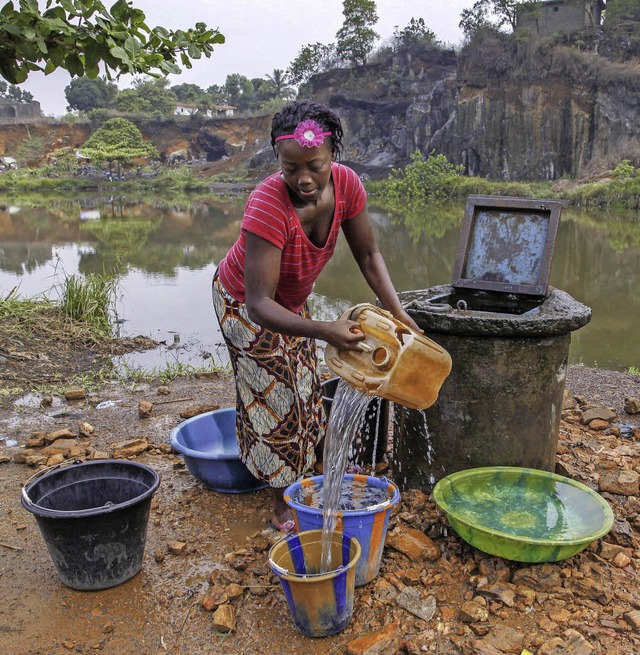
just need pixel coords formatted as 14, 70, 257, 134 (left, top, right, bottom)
310, 43, 640, 181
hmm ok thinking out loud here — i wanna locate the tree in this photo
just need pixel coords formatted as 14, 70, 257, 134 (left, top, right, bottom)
223, 74, 254, 110
0, 81, 33, 103
112, 88, 152, 113
79, 116, 158, 175
0, 0, 225, 84
335, 0, 379, 66
170, 82, 207, 104
287, 42, 337, 85
459, 0, 536, 38
263, 69, 295, 100
130, 77, 177, 114
65, 77, 118, 112
392, 18, 438, 50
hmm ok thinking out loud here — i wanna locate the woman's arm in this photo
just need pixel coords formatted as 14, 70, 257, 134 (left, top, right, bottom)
243, 232, 365, 350
342, 208, 421, 331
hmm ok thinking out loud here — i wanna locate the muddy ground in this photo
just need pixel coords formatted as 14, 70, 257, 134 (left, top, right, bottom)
2, 331, 640, 655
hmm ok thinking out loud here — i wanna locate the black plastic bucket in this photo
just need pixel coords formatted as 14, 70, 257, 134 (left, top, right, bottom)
21, 460, 161, 591
322, 377, 388, 467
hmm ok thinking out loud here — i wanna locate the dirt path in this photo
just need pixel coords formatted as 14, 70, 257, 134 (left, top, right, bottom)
1, 366, 640, 655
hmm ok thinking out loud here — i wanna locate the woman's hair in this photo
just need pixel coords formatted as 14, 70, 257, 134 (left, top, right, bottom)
271, 100, 344, 159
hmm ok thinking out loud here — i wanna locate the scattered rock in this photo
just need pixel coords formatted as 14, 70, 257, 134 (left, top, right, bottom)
46, 453, 65, 466
599, 469, 639, 496
211, 604, 236, 633
45, 428, 75, 444
201, 584, 228, 611
64, 388, 87, 401
385, 526, 441, 562
623, 610, 640, 630
157, 386, 170, 396
624, 397, 640, 415
460, 597, 489, 623
42, 439, 83, 458
78, 421, 94, 437
395, 587, 436, 621
138, 400, 153, 418
25, 433, 46, 448
179, 403, 220, 419
110, 438, 149, 459
537, 628, 595, 654
345, 622, 402, 655
167, 540, 187, 555
581, 406, 617, 423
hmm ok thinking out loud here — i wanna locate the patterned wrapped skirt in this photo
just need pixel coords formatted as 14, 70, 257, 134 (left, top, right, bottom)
212, 272, 326, 488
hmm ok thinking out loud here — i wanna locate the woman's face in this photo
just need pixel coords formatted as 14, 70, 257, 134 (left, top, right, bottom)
276, 139, 333, 204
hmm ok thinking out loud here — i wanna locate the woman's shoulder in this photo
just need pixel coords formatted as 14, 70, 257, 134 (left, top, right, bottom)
332, 162, 363, 187
254, 170, 284, 192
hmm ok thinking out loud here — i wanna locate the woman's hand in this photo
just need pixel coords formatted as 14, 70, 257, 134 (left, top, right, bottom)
392, 307, 423, 333
321, 319, 366, 351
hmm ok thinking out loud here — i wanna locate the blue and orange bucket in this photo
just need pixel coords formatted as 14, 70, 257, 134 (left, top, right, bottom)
268, 529, 360, 638
284, 474, 400, 586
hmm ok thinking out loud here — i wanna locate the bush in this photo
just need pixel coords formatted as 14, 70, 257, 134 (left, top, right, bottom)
373, 151, 464, 202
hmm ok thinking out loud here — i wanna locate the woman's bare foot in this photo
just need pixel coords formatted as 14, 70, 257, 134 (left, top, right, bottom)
271, 487, 295, 531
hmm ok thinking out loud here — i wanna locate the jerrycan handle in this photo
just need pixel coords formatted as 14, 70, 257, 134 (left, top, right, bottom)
347, 303, 393, 322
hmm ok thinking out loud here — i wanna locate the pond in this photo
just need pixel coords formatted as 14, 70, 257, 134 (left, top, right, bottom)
1, 193, 639, 373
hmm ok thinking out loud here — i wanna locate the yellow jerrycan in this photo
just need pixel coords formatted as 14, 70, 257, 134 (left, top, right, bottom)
324, 303, 452, 411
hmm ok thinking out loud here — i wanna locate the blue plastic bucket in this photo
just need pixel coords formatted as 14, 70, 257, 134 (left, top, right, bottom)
170, 408, 267, 493
284, 474, 400, 586
269, 529, 360, 638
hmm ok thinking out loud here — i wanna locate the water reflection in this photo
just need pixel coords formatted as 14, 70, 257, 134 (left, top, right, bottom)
0, 196, 639, 372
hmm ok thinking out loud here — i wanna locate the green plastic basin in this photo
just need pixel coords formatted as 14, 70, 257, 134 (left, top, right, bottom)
432, 466, 614, 563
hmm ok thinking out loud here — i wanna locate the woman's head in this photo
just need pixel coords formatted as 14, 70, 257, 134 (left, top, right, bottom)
271, 100, 344, 159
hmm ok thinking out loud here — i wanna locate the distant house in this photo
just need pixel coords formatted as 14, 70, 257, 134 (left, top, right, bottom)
0, 97, 42, 123
516, 0, 605, 36
174, 102, 199, 116
174, 103, 236, 118
211, 104, 236, 117
0, 156, 17, 169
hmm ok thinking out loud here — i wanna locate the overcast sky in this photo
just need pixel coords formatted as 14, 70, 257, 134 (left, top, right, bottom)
20, 0, 475, 116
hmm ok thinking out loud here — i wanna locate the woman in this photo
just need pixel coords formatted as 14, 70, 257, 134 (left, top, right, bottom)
213, 99, 417, 530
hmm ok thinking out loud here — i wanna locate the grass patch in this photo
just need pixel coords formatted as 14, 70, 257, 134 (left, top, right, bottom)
114, 359, 230, 385
58, 271, 118, 339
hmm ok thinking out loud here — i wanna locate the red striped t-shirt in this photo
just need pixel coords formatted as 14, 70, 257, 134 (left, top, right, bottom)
217, 163, 366, 313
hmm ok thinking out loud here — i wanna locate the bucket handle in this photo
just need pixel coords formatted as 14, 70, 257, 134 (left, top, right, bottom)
21, 459, 84, 508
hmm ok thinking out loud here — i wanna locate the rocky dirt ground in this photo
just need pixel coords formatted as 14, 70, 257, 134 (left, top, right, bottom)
1, 330, 640, 655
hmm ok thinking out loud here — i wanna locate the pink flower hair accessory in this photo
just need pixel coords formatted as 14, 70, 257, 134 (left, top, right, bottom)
275, 119, 332, 148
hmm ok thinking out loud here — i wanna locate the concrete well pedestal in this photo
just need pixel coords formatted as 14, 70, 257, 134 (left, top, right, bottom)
391, 285, 591, 491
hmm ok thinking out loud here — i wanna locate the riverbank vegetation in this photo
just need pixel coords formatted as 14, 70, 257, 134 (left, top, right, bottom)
369, 152, 640, 210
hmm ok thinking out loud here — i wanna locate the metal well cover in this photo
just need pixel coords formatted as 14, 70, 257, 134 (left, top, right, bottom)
452, 195, 563, 297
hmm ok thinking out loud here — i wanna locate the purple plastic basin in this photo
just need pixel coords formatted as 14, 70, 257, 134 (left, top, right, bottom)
170, 408, 267, 493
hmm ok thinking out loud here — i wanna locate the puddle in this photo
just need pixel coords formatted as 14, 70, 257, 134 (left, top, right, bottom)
14, 393, 62, 409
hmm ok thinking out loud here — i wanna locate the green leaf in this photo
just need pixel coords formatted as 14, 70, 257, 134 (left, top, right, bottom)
44, 59, 56, 74
84, 41, 100, 71
2, 24, 24, 36
35, 36, 47, 54
187, 43, 201, 59
123, 36, 141, 61
109, 45, 131, 65
65, 53, 85, 76
48, 44, 66, 66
